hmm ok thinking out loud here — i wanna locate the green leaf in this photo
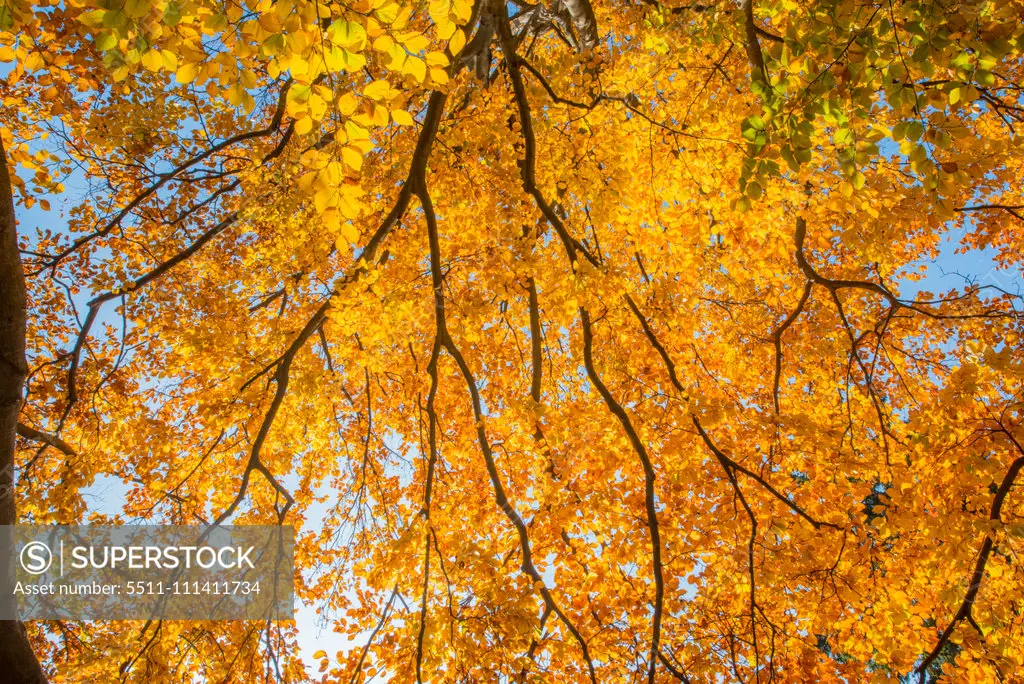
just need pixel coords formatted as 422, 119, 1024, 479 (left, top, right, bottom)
102, 9, 128, 29
328, 20, 367, 50
79, 9, 107, 27
781, 146, 799, 172
340, 49, 367, 71
95, 32, 119, 51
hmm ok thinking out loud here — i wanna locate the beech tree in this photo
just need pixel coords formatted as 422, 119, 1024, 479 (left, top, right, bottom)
2, 0, 1024, 681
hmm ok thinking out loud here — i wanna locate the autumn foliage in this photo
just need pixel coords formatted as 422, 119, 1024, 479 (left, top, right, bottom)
2, 0, 1024, 681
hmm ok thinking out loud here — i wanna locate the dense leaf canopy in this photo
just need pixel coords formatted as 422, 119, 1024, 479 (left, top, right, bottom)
2, 0, 1024, 681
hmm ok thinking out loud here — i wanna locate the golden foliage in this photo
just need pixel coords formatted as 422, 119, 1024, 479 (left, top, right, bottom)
4, 0, 1024, 681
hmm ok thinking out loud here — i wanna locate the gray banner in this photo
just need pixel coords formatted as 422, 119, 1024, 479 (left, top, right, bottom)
1, 526, 294, 620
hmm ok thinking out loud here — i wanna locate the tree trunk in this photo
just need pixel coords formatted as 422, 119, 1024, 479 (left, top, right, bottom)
0, 137, 48, 683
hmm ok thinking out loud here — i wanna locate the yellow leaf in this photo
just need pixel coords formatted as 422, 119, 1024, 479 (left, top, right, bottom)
175, 63, 199, 84
375, 2, 398, 23
308, 93, 328, 120
364, 16, 384, 37
448, 28, 465, 55
323, 47, 345, 72
226, 84, 245, 106
430, 68, 448, 85
322, 209, 340, 233
342, 146, 363, 172
404, 55, 426, 82
393, 6, 412, 29
400, 32, 430, 54
436, 18, 456, 41
295, 115, 314, 136
452, 0, 473, 22
337, 92, 359, 116
426, 51, 449, 67
338, 194, 363, 218
328, 19, 367, 50
140, 50, 162, 72
346, 120, 369, 140
392, 109, 413, 126
363, 79, 392, 101
341, 221, 360, 243
371, 104, 389, 127
160, 50, 178, 70
314, 188, 331, 214
428, 0, 450, 24
288, 83, 312, 104
340, 49, 367, 71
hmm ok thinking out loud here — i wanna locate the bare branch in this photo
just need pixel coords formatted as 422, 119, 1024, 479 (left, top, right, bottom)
16, 422, 76, 456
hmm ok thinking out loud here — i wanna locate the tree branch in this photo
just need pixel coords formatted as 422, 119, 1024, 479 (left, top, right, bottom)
16, 422, 75, 456
916, 428, 1024, 680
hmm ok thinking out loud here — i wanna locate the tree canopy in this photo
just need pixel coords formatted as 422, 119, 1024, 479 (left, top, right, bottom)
2, 0, 1024, 681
